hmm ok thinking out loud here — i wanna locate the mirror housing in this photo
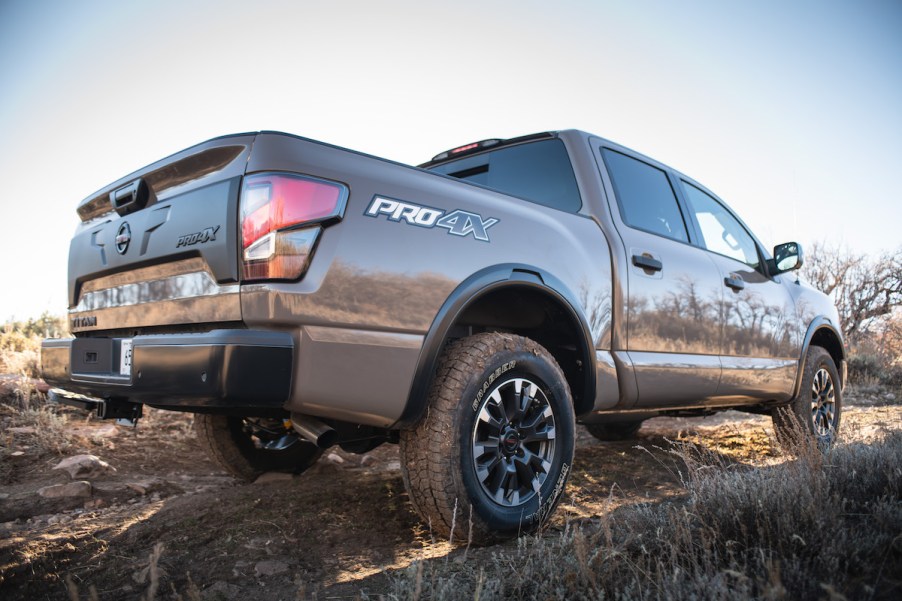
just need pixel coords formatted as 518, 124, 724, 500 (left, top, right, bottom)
770, 241, 804, 274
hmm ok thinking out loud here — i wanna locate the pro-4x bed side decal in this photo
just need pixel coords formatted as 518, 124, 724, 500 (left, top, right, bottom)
365, 196, 498, 242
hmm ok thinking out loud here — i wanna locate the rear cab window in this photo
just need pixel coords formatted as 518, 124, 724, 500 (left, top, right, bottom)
427, 139, 582, 212
600, 148, 689, 242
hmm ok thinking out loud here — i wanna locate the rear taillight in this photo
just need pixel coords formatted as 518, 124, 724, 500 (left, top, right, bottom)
240, 172, 348, 281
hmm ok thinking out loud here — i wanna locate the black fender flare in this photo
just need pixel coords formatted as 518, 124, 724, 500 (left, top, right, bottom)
395, 263, 596, 427
791, 316, 846, 398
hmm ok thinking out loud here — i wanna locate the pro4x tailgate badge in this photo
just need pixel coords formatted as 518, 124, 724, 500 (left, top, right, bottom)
365, 196, 498, 242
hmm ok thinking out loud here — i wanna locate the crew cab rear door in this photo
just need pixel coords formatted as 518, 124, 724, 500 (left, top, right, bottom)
596, 144, 724, 407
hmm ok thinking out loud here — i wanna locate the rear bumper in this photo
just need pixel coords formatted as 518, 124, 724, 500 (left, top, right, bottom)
41, 330, 293, 413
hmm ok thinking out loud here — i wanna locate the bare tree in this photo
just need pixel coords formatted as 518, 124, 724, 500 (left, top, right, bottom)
801, 242, 902, 345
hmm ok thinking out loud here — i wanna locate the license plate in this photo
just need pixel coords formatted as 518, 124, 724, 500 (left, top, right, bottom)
120, 339, 133, 376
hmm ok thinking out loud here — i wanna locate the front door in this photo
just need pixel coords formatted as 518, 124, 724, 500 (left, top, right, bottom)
677, 180, 798, 401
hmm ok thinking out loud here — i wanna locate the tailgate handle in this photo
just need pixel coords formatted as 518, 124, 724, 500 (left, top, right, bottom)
110, 178, 152, 216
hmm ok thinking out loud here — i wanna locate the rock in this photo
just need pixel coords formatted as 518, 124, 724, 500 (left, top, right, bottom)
10, 451, 25, 457
83, 498, 107, 509
0, 493, 9, 500
202, 581, 242, 600
126, 480, 160, 495
38, 481, 93, 499
360, 454, 377, 467
127, 482, 149, 495
325, 453, 345, 465
254, 559, 289, 577
254, 472, 293, 484
53, 454, 116, 480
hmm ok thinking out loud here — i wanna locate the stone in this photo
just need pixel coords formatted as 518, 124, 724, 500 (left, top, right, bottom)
53, 454, 116, 480
83, 498, 107, 509
127, 482, 149, 495
325, 453, 345, 464
202, 581, 242, 600
38, 481, 93, 499
254, 559, 289, 577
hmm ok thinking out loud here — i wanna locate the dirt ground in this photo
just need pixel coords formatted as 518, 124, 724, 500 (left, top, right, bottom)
1, 382, 899, 601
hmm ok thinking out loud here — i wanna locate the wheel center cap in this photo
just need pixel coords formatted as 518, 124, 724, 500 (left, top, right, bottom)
501, 427, 520, 454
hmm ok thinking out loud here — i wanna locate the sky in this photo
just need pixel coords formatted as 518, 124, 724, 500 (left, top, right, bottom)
1, 0, 900, 321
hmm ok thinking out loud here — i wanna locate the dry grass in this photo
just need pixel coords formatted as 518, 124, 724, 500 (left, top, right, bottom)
379, 431, 902, 601
0, 329, 42, 380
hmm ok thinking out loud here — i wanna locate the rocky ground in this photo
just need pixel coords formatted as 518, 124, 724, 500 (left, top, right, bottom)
0, 379, 899, 600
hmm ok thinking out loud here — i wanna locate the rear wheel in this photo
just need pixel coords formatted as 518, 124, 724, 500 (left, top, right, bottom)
772, 346, 842, 451
400, 332, 575, 543
194, 414, 322, 481
584, 419, 644, 441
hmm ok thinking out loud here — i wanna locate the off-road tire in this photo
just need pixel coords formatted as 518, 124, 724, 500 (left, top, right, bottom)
772, 345, 842, 451
194, 414, 322, 481
400, 332, 576, 543
584, 420, 644, 441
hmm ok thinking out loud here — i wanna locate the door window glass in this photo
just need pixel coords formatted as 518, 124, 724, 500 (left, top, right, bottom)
601, 148, 688, 242
681, 181, 759, 268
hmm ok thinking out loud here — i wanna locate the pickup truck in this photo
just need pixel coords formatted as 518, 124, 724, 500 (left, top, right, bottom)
42, 130, 845, 542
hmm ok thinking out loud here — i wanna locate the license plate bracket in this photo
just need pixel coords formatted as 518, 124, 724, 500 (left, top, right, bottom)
119, 339, 133, 377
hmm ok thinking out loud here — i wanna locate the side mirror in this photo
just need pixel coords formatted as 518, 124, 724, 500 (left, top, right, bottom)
771, 241, 803, 274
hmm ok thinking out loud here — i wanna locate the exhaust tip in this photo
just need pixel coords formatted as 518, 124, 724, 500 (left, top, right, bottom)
290, 413, 338, 448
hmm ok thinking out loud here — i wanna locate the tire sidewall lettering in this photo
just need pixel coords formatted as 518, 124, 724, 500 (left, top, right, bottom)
471, 360, 517, 411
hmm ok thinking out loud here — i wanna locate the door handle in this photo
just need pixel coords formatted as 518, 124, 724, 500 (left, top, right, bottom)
724, 275, 745, 291
632, 254, 663, 272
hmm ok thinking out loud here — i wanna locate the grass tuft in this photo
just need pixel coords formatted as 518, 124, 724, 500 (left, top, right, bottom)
378, 431, 902, 600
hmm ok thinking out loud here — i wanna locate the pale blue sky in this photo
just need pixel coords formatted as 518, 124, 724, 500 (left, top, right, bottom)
1, 0, 900, 320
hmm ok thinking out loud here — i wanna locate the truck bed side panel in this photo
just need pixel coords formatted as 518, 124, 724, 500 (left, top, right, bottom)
242, 134, 614, 427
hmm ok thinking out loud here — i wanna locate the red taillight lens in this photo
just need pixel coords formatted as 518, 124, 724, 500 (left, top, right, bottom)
240, 172, 348, 281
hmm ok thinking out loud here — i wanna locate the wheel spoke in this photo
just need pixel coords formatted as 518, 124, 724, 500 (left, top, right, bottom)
477, 454, 503, 485
490, 389, 509, 422
473, 438, 500, 457
477, 403, 503, 431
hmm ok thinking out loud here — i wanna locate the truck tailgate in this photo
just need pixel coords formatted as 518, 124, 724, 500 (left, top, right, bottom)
67, 134, 255, 334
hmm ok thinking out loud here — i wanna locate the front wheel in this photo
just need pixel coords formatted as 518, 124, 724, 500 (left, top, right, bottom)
772, 346, 842, 451
194, 414, 322, 481
400, 333, 576, 543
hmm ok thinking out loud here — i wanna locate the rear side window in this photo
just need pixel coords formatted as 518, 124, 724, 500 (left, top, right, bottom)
601, 148, 688, 243
428, 139, 582, 212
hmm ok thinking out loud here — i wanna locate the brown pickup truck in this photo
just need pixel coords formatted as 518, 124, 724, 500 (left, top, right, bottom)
42, 130, 845, 541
